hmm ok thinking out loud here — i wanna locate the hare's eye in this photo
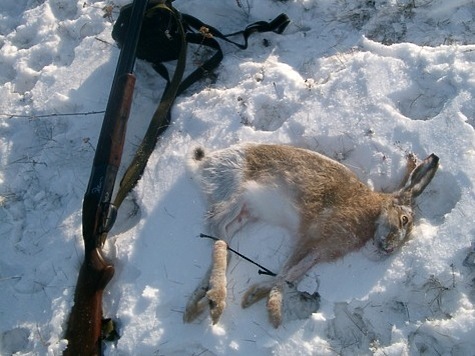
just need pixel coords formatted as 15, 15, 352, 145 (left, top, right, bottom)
401, 215, 409, 226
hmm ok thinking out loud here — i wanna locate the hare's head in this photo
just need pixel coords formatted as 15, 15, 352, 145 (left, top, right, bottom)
374, 154, 439, 254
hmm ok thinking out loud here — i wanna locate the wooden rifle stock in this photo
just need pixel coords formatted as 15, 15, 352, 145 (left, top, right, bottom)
63, 249, 114, 355
64, 73, 135, 355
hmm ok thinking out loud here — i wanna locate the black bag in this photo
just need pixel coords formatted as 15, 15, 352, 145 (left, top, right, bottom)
112, 0, 290, 91
112, 0, 183, 64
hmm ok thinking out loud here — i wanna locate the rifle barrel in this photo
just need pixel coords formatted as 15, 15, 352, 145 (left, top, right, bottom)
112, 0, 148, 82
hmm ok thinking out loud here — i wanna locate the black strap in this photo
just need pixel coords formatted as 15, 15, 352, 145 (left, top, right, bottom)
182, 13, 290, 50
172, 13, 290, 94
152, 12, 291, 95
178, 34, 223, 94
114, 2, 187, 208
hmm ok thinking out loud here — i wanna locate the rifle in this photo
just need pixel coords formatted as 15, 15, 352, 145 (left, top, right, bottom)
63, 0, 148, 354
63, 0, 287, 352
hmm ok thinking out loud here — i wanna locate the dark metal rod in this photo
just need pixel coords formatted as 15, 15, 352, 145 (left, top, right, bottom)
200, 233, 277, 277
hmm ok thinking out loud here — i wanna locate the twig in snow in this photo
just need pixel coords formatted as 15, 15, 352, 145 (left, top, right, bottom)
0, 110, 106, 119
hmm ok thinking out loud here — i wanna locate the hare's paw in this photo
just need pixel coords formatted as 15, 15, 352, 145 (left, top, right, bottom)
206, 285, 227, 324
267, 285, 284, 328
183, 284, 209, 323
241, 282, 273, 308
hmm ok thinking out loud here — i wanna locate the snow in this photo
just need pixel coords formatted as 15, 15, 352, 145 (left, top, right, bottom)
1, 0, 474, 354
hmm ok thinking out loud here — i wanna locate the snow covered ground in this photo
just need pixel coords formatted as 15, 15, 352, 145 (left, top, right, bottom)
1, 0, 475, 354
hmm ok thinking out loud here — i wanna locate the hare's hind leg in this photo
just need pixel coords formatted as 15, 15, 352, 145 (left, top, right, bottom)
206, 240, 229, 324
242, 241, 321, 327
183, 264, 212, 323
241, 279, 285, 328
183, 240, 229, 324
184, 197, 253, 324
242, 280, 275, 308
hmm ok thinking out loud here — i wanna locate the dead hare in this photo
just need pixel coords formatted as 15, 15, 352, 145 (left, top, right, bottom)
184, 143, 439, 327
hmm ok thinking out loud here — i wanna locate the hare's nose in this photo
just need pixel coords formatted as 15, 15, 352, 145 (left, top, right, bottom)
376, 240, 394, 254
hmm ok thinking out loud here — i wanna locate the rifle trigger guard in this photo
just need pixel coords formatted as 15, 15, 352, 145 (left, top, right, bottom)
100, 203, 118, 234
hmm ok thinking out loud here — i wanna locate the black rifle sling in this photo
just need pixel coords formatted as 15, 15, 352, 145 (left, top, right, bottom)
113, 2, 187, 208
175, 12, 290, 94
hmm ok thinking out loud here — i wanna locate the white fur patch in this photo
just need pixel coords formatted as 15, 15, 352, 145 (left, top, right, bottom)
242, 180, 300, 233
194, 145, 247, 203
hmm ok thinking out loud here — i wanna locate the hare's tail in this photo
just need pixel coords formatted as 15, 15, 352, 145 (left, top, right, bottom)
193, 146, 206, 161
187, 146, 208, 175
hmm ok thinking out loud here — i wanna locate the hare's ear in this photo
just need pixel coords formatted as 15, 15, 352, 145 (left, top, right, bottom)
401, 153, 439, 197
